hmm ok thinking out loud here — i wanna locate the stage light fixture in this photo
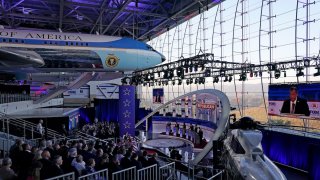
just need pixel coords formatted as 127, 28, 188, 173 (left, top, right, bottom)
254, 72, 258, 77
190, 78, 193, 84
201, 64, 205, 71
213, 76, 219, 83
189, 67, 193, 73
314, 67, 320, 76
283, 71, 287, 77
274, 69, 281, 79
250, 71, 253, 78
304, 59, 310, 67
194, 65, 198, 72
177, 67, 184, 78
194, 78, 198, 84
239, 73, 247, 81
259, 71, 262, 77
228, 75, 233, 82
172, 80, 176, 85
199, 77, 205, 84
178, 79, 182, 85
157, 72, 161, 78
204, 69, 211, 77
224, 76, 228, 82
186, 79, 190, 85
296, 68, 304, 77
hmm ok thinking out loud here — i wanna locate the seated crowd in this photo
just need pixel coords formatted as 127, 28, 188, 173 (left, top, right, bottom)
0, 135, 159, 180
81, 121, 120, 139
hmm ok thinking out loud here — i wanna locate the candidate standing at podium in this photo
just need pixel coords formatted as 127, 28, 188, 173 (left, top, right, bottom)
280, 86, 310, 116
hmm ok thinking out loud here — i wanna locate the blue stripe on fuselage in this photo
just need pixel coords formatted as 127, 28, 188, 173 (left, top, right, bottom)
0, 37, 149, 50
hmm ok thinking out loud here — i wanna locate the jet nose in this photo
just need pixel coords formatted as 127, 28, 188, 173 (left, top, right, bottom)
160, 53, 166, 62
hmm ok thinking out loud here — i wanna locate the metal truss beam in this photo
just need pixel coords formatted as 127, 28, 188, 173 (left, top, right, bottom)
102, 0, 131, 34
59, 0, 64, 29
138, 1, 199, 40
90, 0, 109, 34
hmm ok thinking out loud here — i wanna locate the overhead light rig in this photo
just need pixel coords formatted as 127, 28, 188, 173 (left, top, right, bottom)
124, 54, 320, 86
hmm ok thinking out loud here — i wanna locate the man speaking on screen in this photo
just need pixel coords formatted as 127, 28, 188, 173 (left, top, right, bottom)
280, 86, 310, 116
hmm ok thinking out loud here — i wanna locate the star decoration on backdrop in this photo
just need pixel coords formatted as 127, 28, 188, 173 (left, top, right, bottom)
123, 88, 130, 95
123, 110, 131, 118
123, 99, 131, 107
123, 121, 131, 129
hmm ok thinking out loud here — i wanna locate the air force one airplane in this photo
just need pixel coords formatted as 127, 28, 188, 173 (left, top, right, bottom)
0, 29, 165, 71
0, 29, 165, 103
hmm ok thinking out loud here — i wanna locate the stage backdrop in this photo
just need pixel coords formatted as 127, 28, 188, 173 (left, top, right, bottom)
268, 83, 320, 118
119, 86, 135, 136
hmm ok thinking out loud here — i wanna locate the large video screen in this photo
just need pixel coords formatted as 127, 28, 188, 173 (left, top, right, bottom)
268, 83, 320, 118
153, 88, 164, 104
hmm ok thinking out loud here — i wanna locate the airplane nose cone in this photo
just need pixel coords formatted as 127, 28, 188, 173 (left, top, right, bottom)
160, 53, 166, 62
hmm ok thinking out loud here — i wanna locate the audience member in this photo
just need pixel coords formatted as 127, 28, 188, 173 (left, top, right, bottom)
130, 153, 142, 170
0, 158, 17, 180
51, 155, 64, 177
85, 158, 96, 174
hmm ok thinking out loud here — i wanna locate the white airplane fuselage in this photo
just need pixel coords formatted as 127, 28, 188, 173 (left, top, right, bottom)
0, 29, 165, 72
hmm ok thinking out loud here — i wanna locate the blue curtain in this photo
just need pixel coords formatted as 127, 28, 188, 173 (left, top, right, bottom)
79, 107, 95, 126
94, 99, 119, 122
261, 129, 320, 180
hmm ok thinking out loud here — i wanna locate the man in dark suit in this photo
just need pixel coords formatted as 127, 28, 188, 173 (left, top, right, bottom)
280, 86, 310, 116
18, 143, 34, 180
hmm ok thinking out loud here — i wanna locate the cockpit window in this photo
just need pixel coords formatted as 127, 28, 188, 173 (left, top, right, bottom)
147, 45, 156, 51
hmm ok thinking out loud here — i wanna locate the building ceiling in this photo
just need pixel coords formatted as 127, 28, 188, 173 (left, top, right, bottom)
0, 0, 221, 41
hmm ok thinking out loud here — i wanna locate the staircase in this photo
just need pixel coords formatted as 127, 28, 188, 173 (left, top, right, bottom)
34, 72, 98, 104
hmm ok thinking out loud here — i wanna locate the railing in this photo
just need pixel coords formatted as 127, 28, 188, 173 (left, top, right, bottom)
112, 166, 136, 180
137, 164, 158, 180
155, 155, 224, 180
0, 111, 65, 140
79, 169, 108, 180
0, 93, 31, 104
159, 162, 176, 180
207, 170, 224, 180
45, 172, 74, 180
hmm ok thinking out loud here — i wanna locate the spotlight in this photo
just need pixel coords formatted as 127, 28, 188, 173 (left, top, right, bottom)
274, 69, 281, 79
172, 80, 176, 85
304, 59, 310, 67
204, 69, 211, 77
163, 70, 169, 79
157, 72, 161, 77
259, 71, 262, 77
178, 79, 182, 85
194, 65, 198, 72
239, 73, 247, 81
296, 68, 304, 77
189, 67, 193, 73
190, 78, 193, 84
314, 67, 320, 76
186, 79, 190, 85
201, 64, 205, 71
254, 72, 258, 77
194, 78, 198, 84
283, 71, 287, 77
224, 76, 228, 82
228, 75, 233, 82
213, 76, 219, 83
199, 77, 205, 84
250, 71, 253, 78
177, 67, 184, 78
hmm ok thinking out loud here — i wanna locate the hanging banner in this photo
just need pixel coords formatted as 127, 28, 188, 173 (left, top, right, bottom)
118, 85, 136, 136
